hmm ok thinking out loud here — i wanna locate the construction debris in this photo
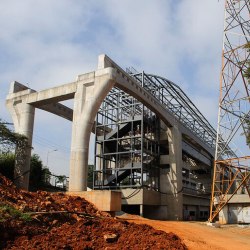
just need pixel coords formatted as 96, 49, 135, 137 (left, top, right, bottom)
0, 174, 187, 249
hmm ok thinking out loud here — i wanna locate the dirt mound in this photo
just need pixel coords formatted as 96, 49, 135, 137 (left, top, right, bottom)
0, 174, 187, 249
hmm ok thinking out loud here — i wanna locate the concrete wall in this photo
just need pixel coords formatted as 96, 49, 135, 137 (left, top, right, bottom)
183, 195, 210, 207
67, 190, 121, 212
121, 188, 161, 205
143, 205, 168, 220
219, 204, 250, 224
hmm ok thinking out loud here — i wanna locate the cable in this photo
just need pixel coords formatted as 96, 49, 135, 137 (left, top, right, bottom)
33, 134, 70, 152
13, 169, 30, 180
121, 184, 210, 200
157, 186, 184, 195
121, 184, 183, 200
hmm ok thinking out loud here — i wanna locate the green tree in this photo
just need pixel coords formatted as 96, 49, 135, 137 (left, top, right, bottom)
0, 120, 27, 154
0, 152, 52, 190
29, 154, 51, 190
0, 120, 52, 190
88, 164, 94, 189
0, 153, 15, 180
0, 121, 20, 180
42, 167, 52, 185
0, 121, 16, 154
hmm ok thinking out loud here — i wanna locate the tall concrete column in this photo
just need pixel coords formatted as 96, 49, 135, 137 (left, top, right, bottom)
6, 100, 35, 190
69, 69, 115, 191
164, 125, 183, 220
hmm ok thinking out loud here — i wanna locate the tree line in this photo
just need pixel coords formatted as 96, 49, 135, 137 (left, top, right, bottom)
0, 119, 94, 190
0, 120, 67, 190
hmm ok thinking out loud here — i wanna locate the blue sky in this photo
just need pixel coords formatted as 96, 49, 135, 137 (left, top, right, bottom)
0, 0, 229, 176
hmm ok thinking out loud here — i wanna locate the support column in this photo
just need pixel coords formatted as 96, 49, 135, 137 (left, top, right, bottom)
69, 69, 115, 192
6, 99, 35, 190
69, 82, 92, 192
219, 205, 229, 224
165, 125, 183, 220
140, 205, 144, 217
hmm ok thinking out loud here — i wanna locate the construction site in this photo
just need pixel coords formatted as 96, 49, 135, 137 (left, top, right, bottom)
1, 0, 250, 249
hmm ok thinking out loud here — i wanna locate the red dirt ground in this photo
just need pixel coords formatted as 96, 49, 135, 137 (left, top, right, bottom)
120, 214, 250, 250
0, 174, 187, 249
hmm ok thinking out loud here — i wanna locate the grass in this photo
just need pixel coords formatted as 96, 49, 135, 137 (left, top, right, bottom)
0, 204, 32, 222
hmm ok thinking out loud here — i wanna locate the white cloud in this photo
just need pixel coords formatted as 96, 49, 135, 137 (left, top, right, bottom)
0, 0, 229, 176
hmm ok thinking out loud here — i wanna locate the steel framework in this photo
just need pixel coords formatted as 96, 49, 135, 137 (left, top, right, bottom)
94, 87, 161, 190
94, 70, 217, 196
129, 70, 218, 149
209, 0, 250, 222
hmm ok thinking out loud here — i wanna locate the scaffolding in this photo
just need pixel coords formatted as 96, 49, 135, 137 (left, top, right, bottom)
209, 0, 250, 222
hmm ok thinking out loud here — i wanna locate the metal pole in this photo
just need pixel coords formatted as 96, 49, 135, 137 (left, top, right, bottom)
46, 149, 57, 168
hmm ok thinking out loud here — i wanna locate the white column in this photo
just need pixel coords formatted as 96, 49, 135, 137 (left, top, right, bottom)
165, 125, 183, 220
6, 101, 35, 190
69, 69, 115, 191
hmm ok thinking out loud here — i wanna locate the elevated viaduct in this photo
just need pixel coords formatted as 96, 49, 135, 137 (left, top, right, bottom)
6, 55, 223, 220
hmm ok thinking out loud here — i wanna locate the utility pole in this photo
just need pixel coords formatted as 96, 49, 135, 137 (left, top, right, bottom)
46, 149, 58, 169
209, 0, 250, 223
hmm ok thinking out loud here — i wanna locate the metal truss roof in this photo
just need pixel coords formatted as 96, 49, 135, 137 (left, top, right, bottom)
127, 71, 236, 157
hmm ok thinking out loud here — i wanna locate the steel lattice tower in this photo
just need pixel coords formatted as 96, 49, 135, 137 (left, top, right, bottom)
209, 0, 250, 222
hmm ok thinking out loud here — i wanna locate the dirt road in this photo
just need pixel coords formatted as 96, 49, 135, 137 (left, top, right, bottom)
120, 215, 250, 250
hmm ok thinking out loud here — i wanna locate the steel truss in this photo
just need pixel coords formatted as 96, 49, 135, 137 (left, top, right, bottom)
94, 69, 219, 192
209, 0, 250, 222
129, 71, 219, 150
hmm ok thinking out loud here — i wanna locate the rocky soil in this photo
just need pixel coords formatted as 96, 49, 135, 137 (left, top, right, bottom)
0, 174, 187, 249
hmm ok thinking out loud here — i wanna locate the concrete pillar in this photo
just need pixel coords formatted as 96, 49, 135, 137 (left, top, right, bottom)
140, 205, 144, 217
219, 205, 229, 224
69, 69, 115, 191
161, 125, 183, 220
6, 100, 35, 190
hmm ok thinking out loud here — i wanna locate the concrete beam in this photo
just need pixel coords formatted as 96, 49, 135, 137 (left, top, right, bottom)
39, 103, 73, 121
25, 82, 77, 106
182, 141, 212, 167
181, 126, 215, 156
39, 103, 103, 135
215, 194, 250, 204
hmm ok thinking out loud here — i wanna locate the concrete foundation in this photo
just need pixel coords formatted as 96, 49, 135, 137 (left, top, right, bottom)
67, 190, 121, 212
120, 188, 168, 220
218, 195, 250, 224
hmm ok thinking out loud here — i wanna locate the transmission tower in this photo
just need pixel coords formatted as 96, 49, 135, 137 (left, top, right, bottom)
209, 0, 250, 223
